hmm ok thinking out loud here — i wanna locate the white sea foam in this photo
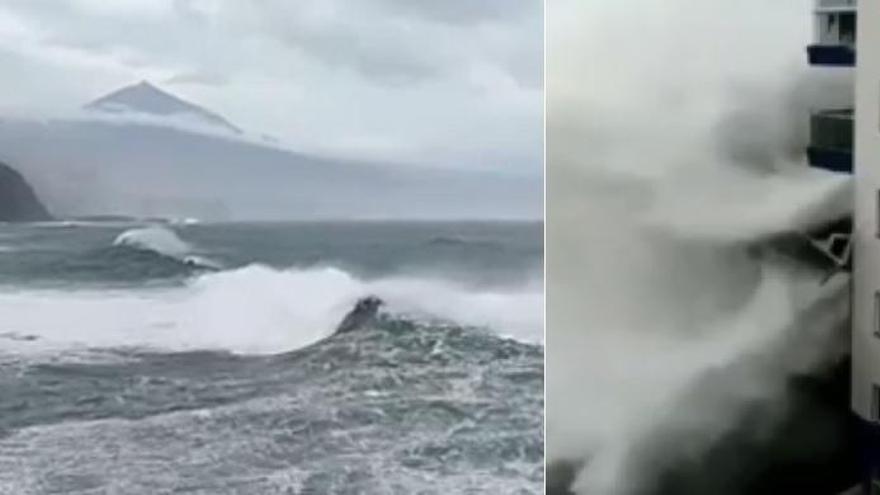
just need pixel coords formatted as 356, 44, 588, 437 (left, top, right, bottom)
0, 264, 542, 358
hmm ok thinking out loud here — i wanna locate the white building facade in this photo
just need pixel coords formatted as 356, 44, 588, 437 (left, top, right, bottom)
807, 0, 880, 490
847, 0, 880, 490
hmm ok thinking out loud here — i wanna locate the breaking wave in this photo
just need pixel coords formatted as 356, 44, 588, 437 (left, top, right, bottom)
0, 264, 542, 358
113, 226, 220, 270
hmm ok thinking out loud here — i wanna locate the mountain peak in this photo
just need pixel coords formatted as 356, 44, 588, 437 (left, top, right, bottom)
84, 81, 242, 135
133, 80, 158, 91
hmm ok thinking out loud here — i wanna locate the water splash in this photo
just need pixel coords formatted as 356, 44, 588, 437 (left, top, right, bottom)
0, 264, 542, 358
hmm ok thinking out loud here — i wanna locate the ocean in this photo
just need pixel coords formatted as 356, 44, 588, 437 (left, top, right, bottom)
0, 220, 544, 494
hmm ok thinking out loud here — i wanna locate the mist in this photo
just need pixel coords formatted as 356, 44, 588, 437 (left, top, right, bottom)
547, 0, 854, 493
0, 0, 544, 222
0, 114, 542, 221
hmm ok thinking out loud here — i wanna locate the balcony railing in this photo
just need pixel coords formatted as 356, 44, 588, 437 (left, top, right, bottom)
807, 109, 853, 173
816, 0, 856, 12
807, 45, 855, 66
808, 2, 856, 66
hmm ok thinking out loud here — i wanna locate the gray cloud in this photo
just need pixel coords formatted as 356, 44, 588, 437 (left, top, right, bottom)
2, 0, 541, 88
0, 0, 542, 172
225, 0, 541, 88
374, 0, 538, 25
165, 71, 229, 87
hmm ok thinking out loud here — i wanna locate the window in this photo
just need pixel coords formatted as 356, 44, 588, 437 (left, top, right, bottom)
839, 12, 856, 44
874, 291, 880, 338
872, 384, 880, 421
827, 13, 837, 32
821, 12, 857, 45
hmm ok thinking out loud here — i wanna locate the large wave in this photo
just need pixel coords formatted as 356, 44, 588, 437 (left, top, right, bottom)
112, 226, 220, 270
0, 264, 542, 357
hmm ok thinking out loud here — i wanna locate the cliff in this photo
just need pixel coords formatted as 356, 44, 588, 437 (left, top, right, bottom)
0, 161, 51, 221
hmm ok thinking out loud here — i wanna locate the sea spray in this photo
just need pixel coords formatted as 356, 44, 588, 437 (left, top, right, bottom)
548, 0, 853, 492
0, 264, 542, 357
548, 165, 852, 492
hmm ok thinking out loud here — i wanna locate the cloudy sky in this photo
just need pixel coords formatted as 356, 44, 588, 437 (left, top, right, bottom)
0, 0, 542, 173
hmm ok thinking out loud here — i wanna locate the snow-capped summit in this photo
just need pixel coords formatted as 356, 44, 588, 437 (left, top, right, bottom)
84, 81, 242, 135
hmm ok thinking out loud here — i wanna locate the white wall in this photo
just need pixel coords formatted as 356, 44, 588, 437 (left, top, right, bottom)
852, 0, 880, 420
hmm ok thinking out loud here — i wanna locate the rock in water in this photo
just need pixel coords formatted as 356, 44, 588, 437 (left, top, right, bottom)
334, 296, 384, 335
0, 161, 51, 221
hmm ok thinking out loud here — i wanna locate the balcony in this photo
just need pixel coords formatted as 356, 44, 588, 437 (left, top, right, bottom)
807, 45, 855, 66
808, 0, 857, 66
807, 109, 853, 173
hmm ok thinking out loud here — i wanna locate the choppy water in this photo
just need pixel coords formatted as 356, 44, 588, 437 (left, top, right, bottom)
0, 221, 543, 494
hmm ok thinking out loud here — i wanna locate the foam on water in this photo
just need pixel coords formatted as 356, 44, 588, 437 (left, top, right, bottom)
0, 372, 541, 494
0, 264, 542, 358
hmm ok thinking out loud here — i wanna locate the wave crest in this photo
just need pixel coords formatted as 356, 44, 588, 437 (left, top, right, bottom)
0, 264, 542, 357
113, 226, 219, 270
114, 226, 190, 257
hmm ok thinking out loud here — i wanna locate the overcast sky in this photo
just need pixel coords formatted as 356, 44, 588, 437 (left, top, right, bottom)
0, 0, 542, 174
